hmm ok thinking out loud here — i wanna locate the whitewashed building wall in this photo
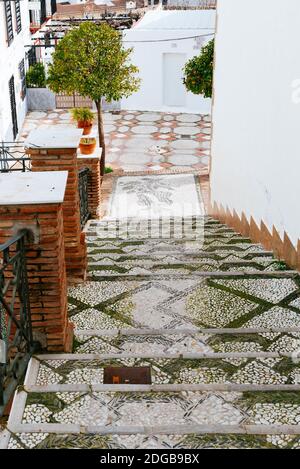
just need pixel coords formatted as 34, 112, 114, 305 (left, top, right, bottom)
121, 10, 215, 114
0, 1, 31, 141
211, 0, 300, 247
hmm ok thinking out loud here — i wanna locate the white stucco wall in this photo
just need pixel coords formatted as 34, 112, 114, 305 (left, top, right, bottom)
210, 0, 300, 247
0, 1, 31, 141
121, 11, 215, 114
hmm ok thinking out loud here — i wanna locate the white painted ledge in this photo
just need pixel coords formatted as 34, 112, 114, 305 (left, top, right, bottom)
0, 171, 68, 205
25, 125, 83, 149
77, 146, 103, 160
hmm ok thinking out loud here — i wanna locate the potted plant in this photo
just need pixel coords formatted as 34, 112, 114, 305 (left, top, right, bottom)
79, 137, 96, 155
70, 107, 95, 135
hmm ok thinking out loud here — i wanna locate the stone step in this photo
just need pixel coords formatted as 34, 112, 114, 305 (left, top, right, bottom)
86, 247, 281, 277
89, 218, 226, 230
87, 261, 286, 278
68, 275, 300, 333
23, 352, 300, 388
4, 382, 300, 448
72, 326, 300, 356
86, 217, 246, 241
86, 238, 270, 256
89, 215, 215, 226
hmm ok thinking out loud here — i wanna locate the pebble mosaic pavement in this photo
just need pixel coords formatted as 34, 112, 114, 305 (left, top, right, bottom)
3, 123, 300, 450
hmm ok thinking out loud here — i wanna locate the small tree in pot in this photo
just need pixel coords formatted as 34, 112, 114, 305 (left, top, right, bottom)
70, 107, 95, 135
47, 22, 140, 176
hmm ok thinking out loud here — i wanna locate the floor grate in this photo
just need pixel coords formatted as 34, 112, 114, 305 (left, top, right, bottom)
103, 366, 152, 384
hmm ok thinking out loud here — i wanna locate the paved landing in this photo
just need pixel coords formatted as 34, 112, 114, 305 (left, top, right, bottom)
107, 174, 204, 220
20, 110, 211, 174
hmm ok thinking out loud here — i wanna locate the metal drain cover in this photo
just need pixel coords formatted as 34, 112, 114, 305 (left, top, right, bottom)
103, 366, 152, 384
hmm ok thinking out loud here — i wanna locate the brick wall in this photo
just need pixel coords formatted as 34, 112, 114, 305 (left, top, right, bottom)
0, 203, 72, 352
28, 147, 87, 283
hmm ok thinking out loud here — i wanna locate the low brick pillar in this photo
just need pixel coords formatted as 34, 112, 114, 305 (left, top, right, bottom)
0, 171, 73, 352
25, 127, 87, 283
77, 148, 102, 219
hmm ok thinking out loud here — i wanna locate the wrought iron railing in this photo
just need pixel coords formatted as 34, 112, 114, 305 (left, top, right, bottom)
78, 167, 91, 229
0, 141, 31, 173
0, 231, 38, 415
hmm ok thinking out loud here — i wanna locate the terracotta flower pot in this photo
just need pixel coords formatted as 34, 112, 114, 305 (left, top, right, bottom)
77, 120, 93, 135
79, 138, 96, 155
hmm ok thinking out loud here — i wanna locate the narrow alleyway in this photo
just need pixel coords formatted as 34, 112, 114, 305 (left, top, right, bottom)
3, 170, 300, 449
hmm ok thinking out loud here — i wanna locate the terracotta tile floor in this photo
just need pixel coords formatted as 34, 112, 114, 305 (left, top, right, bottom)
21, 109, 211, 174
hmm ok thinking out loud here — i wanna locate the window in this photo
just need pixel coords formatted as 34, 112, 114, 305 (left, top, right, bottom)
40, 0, 47, 24
26, 47, 37, 67
9, 76, 18, 140
15, 1, 22, 34
51, 0, 57, 15
19, 59, 26, 100
4, 1, 14, 46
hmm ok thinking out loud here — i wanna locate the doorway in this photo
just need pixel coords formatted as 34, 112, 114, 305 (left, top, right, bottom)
163, 53, 187, 107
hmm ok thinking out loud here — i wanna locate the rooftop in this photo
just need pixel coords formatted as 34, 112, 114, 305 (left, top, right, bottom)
134, 9, 216, 30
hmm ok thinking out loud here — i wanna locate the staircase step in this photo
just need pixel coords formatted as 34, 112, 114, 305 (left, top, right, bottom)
4, 427, 300, 449
68, 274, 300, 333
23, 351, 300, 388
4, 383, 300, 449
87, 265, 290, 278
86, 247, 282, 276
72, 328, 300, 356
5, 212, 300, 449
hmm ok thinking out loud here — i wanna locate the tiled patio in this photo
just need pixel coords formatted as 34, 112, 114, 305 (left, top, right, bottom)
20, 110, 211, 174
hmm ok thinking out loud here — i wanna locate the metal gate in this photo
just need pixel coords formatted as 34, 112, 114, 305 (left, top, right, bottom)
78, 167, 91, 229
0, 231, 39, 415
0, 142, 31, 173
55, 92, 93, 109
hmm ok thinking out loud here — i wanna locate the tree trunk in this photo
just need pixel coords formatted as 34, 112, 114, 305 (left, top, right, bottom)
96, 99, 105, 177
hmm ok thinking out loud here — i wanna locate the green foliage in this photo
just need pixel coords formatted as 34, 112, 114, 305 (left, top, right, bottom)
104, 166, 113, 174
26, 62, 47, 88
183, 39, 214, 98
273, 261, 289, 271
70, 107, 94, 123
80, 137, 96, 144
47, 22, 141, 103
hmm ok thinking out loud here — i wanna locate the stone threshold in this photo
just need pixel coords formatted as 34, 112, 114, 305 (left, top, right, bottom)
24, 384, 300, 393
3, 387, 300, 450
33, 351, 300, 360
87, 270, 299, 279
74, 326, 300, 337
88, 270, 296, 279
6, 422, 300, 437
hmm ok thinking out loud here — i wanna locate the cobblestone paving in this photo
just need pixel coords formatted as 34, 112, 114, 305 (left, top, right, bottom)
21, 110, 210, 173
4, 175, 300, 449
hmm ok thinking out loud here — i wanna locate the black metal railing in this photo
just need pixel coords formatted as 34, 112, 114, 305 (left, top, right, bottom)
78, 167, 91, 229
0, 142, 31, 173
0, 231, 38, 415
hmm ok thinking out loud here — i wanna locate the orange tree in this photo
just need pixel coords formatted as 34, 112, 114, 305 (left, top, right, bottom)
183, 39, 214, 99
47, 22, 140, 176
